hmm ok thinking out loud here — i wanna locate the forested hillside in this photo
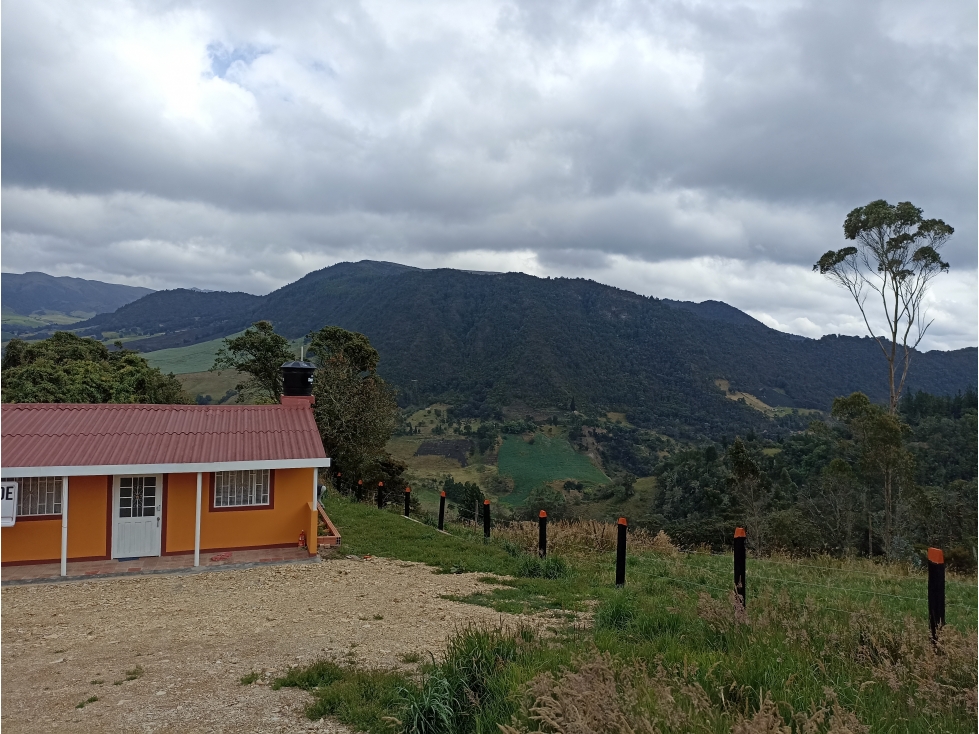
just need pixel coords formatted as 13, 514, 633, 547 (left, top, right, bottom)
74, 261, 976, 439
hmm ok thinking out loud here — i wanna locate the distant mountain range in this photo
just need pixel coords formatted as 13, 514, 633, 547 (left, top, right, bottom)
52, 260, 976, 439
2, 271, 154, 316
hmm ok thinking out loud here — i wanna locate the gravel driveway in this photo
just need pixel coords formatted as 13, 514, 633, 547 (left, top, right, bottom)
1, 556, 523, 733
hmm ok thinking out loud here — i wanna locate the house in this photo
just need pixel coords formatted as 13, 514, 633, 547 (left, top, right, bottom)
1, 388, 330, 575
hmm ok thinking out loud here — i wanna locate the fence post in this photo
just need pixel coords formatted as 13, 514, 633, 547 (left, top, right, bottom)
377, 481, 384, 509
483, 499, 491, 539
438, 491, 446, 530
538, 510, 548, 558
615, 517, 627, 587
734, 527, 746, 609
356, 479, 363, 502
335, 472, 342, 495
928, 547, 945, 642
404, 487, 411, 517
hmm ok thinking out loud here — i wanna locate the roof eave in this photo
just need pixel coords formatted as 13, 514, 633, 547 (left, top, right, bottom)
1, 457, 331, 478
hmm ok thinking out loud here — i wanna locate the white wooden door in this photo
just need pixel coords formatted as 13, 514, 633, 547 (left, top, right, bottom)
112, 475, 162, 558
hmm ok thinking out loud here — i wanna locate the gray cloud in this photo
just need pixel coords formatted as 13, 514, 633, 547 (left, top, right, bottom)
2, 0, 975, 347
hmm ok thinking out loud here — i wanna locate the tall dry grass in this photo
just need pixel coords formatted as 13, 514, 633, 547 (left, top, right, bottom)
493, 519, 680, 557
499, 650, 870, 734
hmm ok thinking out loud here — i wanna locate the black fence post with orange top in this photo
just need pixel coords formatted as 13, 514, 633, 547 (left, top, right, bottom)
615, 518, 627, 587
404, 487, 411, 517
928, 547, 945, 642
538, 510, 548, 558
356, 479, 364, 502
734, 527, 746, 609
483, 499, 491, 538
438, 491, 446, 530
377, 481, 384, 509
335, 472, 342, 495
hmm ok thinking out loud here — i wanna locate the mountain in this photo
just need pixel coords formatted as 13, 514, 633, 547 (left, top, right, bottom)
2, 271, 154, 316
661, 298, 769, 328
72, 261, 976, 438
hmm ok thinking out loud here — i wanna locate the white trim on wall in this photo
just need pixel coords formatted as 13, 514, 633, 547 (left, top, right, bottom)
1, 458, 331, 479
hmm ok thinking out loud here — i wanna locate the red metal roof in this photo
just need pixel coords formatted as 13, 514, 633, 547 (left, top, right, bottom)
1, 403, 327, 469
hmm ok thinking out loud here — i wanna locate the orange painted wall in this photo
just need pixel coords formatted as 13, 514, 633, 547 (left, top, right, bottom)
1, 476, 109, 563
164, 473, 199, 553
201, 468, 315, 551
1, 517, 60, 563
164, 468, 316, 553
67, 475, 110, 559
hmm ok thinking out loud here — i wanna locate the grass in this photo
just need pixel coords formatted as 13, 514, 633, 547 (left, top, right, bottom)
386, 433, 503, 510
497, 433, 608, 504
240, 671, 261, 685
75, 695, 98, 709
111, 663, 144, 687
142, 333, 305, 374
1, 308, 92, 328
141, 333, 244, 374
175, 370, 243, 402
298, 494, 978, 733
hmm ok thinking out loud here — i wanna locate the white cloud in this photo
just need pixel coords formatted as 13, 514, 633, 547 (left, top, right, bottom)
1, 0, 975, 349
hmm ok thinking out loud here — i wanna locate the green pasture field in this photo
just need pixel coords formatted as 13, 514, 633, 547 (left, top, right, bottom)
142, 333, 305, 375
175, 370, 243, 403
497, 432, 608, 504
2, 311, 89, 328
142, 333, 244, 374
287, 496, 978, 734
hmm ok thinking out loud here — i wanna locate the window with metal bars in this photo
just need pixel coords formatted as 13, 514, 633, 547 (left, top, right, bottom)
214, 470, 270, 507
7, 476, 63, 516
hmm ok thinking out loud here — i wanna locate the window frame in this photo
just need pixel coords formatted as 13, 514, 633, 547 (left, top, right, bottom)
6, 476, 64, 519
209, 469, 275, 512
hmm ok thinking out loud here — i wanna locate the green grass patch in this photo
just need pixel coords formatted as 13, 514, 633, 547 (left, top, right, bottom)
497, 433, 608, 504
2, 308, 90, 328
142, 333, 244, 374
175, 369, 242, 403
142, 333, 306, 375
274, 659, 409, 731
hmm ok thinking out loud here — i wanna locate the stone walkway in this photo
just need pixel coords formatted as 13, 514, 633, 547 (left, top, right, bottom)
2, 546, 314, 585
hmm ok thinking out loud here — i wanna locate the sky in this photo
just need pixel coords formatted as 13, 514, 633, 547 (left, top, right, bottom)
2, 0, 976, 350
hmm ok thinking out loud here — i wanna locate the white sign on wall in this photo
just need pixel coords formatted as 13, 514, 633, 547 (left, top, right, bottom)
1, 482, 18, 528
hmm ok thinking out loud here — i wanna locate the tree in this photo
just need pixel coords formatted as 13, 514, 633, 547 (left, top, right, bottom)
522, 484, 567, 521
307, 326, 399, 480
798, 458, 860, 555
727, 438, 772, 553
2, 332, 187, 404
814, 200, 953, 413
211, 321, 296, 403
832, 392, 912, 558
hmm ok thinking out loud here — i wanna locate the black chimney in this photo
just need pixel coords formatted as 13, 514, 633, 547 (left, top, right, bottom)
281, 361, 316, 397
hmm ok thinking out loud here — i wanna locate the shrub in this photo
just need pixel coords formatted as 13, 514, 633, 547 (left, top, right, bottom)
272, 660, 344, 691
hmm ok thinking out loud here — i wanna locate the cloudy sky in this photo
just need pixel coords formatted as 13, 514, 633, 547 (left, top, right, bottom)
2, 0, 976, 349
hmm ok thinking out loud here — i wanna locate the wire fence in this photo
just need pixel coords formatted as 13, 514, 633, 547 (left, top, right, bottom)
626, 545, 977, 613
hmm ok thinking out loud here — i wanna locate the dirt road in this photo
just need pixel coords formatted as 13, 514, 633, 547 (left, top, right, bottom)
1, 557, 520, 733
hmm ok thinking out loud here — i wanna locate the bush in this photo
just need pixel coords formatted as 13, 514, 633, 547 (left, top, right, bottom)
272, 660, 344, 691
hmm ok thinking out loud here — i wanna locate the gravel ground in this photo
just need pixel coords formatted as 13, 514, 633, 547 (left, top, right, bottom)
1, 556, 527, 733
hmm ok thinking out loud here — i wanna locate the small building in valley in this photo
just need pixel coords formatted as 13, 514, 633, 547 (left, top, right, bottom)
1, 398, 329, 574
